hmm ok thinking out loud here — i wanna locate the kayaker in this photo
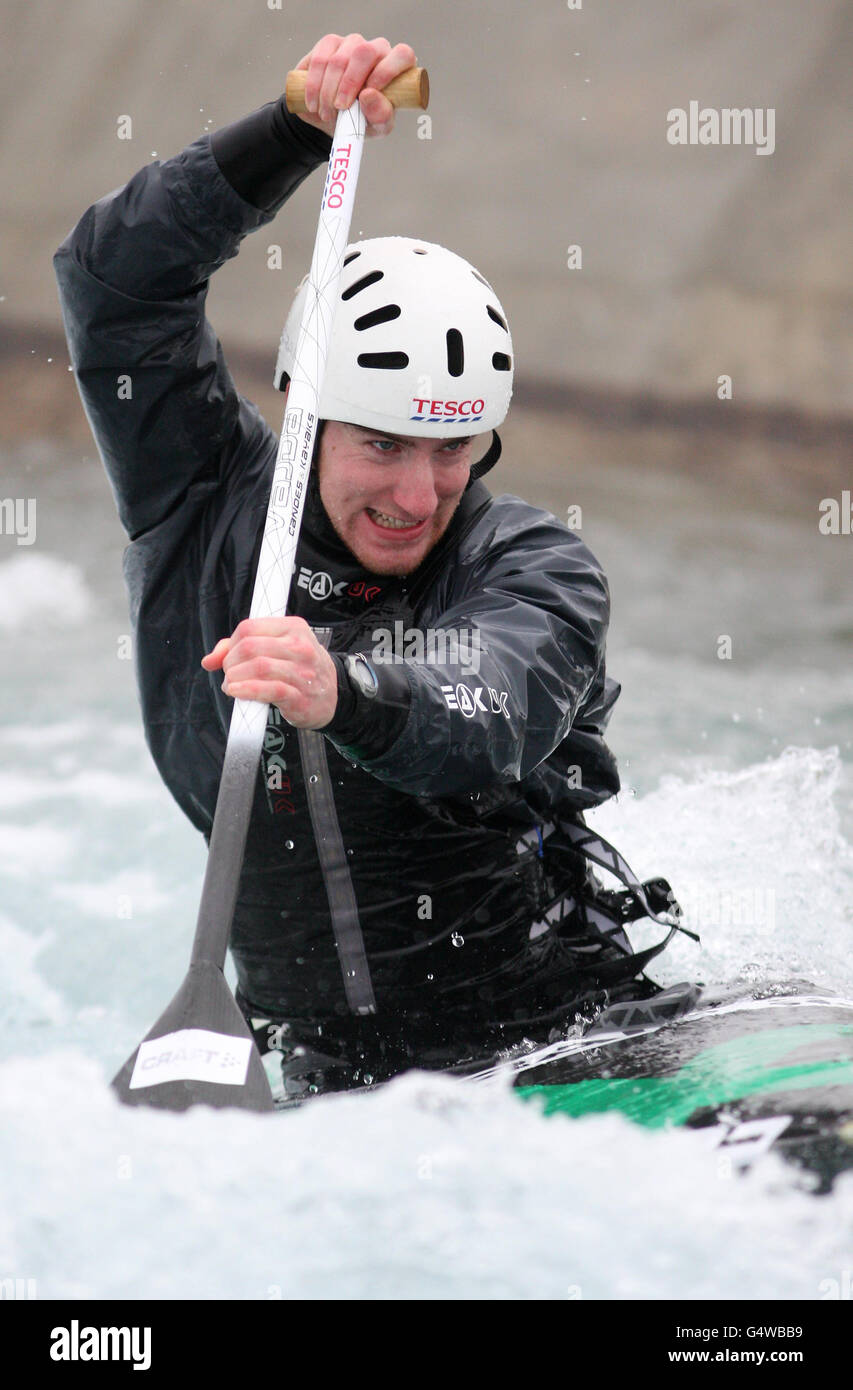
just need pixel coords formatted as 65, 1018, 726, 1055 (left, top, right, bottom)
55, 32, 680, 1097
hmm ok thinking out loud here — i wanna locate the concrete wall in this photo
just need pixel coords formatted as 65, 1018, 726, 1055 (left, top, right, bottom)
3, 0, 852, 413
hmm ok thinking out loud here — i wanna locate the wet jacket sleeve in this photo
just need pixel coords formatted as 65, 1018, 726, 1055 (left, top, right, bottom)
326, 501, 613, 798
53, 109, 330, 541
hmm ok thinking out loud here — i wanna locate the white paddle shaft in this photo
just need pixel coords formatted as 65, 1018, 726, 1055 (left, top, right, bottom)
191, 101, 366, 967
235, 104, 366, 745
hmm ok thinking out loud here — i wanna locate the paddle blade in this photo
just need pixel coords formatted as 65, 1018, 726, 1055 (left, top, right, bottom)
111, 961, 275, 1113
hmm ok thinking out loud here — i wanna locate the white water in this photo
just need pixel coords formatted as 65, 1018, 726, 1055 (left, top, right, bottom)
1, 438, 852, 1300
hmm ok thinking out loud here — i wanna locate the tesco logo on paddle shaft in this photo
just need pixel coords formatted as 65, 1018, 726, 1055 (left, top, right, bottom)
411, 397, 485, 423
324, 144, 352, 209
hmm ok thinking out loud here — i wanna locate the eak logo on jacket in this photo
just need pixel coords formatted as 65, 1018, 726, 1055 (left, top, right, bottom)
296, 567, 382, 604
442, 683, 510, 718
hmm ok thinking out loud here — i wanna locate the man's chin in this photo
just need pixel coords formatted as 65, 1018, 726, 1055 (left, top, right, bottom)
346, 540, 430, 577
342, 515, 445, 576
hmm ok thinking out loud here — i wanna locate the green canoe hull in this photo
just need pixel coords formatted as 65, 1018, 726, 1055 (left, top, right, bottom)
510, 984, 853, 1190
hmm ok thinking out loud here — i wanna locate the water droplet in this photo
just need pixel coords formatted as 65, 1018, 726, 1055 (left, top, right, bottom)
285, 839, 294, 849
346, 848, 354, 857
309, 774, 319, 783
363, 1073, 373, 1086
451, 932, 464, 947
426, 973, 434, 981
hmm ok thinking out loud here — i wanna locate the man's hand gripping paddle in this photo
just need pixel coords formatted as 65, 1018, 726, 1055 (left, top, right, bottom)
111, 65, 429, 1112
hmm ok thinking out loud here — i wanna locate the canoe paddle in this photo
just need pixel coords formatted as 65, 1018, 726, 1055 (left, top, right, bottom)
111, 65, 430, 1112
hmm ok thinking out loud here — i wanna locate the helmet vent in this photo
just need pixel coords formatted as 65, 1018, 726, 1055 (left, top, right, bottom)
446, 328, 464, 378
472, 270, 492, 289
342, 270, 384, 301
487, 305, 508, 332
357, 352, 409, 370
354, 304, 402, 331
412, 248, 428, 254
492, 353, 512, 371
343, 250, 361, 266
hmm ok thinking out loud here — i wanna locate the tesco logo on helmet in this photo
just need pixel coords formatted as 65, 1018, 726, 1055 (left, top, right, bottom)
410, 397, 485, 422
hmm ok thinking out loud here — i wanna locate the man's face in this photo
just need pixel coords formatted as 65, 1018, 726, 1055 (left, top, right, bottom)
315, 419, 476, 575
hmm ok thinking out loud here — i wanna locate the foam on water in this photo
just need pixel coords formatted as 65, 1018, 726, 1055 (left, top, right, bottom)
0, 915, 68, 1030
1, 1055, 852, 1302
1, 823, 75, 878
0, 553, 94, 631
591, 745, 853, 994
1, 735, 851, 1300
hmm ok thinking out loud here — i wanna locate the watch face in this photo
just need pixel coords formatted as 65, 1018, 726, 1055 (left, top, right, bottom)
346, 654, 379, 699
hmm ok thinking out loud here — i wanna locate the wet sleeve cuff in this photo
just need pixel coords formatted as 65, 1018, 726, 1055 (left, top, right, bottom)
324, 654, 412, 762
210, 96, 332, 211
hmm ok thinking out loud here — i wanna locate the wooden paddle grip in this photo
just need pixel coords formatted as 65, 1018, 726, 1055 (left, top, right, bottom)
285, 66, 429, 113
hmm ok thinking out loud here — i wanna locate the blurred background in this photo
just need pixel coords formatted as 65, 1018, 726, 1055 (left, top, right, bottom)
4, 1, 853, 420
1, 0, 853, 1302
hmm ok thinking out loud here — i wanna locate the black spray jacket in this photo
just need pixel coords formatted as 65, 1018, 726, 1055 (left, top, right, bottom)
54, 112, 622, 1027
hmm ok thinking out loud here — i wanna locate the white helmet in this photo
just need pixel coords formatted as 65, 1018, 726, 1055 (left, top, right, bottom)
274, 236, 513, 436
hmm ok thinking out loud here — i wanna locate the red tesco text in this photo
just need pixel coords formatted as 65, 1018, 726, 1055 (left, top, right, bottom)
325, 145, 352, 209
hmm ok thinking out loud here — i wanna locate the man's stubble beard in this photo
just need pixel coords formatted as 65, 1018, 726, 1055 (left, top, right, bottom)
318, 486, 466, 578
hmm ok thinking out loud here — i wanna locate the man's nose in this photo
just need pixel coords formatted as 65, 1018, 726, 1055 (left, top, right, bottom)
389, 454, 439, 517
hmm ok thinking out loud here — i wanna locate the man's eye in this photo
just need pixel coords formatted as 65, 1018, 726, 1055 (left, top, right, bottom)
370, 439, 398, 453
441, 440, 471, 453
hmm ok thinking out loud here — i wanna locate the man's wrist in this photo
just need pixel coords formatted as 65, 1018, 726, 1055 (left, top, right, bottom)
324, 653, 410, 761
274, 97, 334, 160
210, 94, 332, 211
